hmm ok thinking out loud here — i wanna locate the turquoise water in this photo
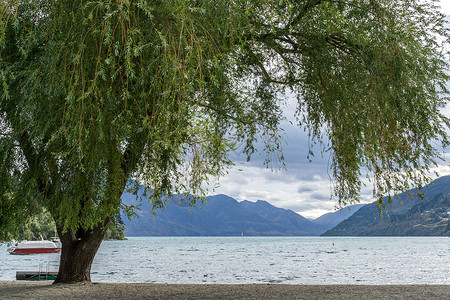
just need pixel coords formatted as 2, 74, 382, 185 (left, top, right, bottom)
1, 237, 449, 284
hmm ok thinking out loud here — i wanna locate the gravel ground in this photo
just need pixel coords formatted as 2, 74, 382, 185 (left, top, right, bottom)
0, 282, 449, 299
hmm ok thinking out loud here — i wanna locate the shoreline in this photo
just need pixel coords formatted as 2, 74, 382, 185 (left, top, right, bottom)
0, 282, 448, 299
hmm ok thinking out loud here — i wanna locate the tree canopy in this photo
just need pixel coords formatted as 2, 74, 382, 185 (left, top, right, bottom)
1, 0, 449, 283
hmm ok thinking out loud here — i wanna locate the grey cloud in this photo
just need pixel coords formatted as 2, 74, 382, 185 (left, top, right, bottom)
310, 192, 330, 201
297, 186, 313, 193
283, 201, 334, 214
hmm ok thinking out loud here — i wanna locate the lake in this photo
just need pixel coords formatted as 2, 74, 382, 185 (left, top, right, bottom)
0, 237, 448, 284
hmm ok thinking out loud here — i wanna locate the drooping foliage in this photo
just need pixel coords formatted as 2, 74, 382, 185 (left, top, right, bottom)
0, 0, 449, 240
231, 0, 450, 207
12, 207, 56, 241
0, 0, 284, 236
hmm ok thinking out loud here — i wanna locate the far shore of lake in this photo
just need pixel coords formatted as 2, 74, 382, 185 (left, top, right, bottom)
0, 281, 448, 299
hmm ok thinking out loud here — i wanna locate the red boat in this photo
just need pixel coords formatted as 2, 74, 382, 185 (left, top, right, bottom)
7, 241, 61, 255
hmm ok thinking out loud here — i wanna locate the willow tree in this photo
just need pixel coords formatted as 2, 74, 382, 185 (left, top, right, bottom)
1, 0, 448, 283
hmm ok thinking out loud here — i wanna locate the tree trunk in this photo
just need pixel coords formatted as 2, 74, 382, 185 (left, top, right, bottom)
53, 221, 109, 284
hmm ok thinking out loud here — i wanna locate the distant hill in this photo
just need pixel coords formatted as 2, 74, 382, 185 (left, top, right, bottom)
121, 194, 326, 236
322, 176, 450, 236
311, 204, 366, 231
240, 200, 326, 235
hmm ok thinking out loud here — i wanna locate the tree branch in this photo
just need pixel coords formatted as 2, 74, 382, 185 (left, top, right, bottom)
287, 0, 326, 29
196, 101, 251, 125
121, 131, 147, 181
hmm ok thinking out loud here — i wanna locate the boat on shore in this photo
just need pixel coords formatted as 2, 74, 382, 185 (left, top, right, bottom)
7, 240, 61, 255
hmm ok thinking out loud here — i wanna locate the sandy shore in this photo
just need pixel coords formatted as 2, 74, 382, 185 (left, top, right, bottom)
0, 282, 448, 299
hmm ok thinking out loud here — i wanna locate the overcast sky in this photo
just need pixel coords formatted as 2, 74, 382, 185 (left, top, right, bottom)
208, 2, 450, 219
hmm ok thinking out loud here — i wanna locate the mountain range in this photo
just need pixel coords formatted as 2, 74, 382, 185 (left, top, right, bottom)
311, 204, 365, 230
322, 176, 450, 236
121, 176, 450, 237
121, 194, 328, 236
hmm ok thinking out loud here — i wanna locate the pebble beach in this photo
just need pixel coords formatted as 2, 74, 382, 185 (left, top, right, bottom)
0, 282, 449, 299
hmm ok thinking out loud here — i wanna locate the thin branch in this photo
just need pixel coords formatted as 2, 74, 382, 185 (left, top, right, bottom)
196, 101, 251, 125
287, 0, 326, 29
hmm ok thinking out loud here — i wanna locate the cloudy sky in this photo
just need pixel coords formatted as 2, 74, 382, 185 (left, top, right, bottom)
209, 2, 450, 219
